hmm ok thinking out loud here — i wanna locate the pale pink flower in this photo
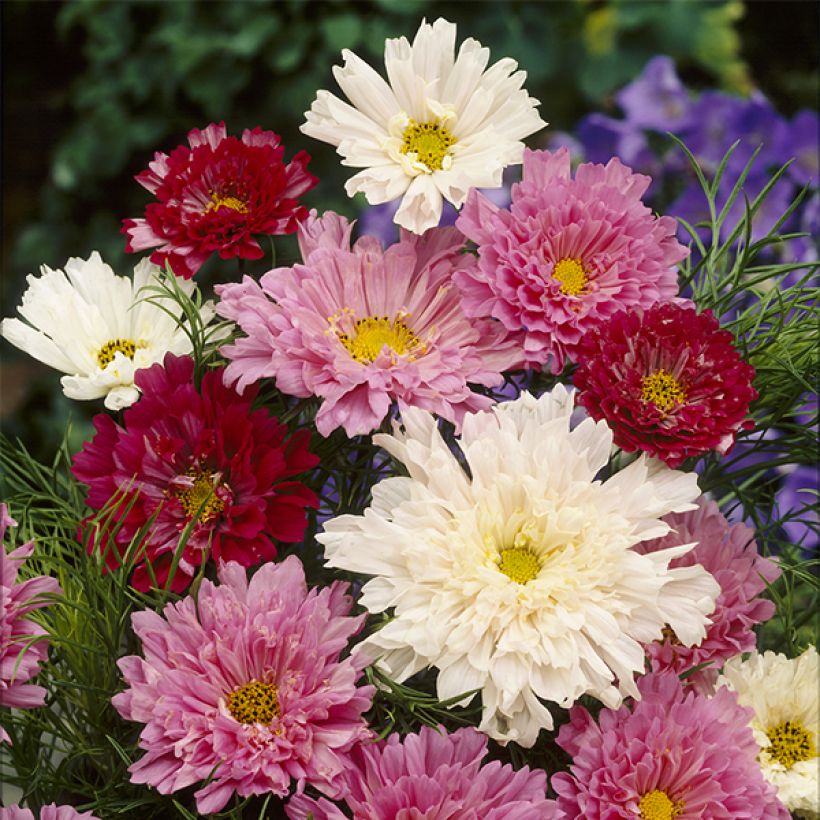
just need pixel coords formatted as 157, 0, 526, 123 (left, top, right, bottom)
455, 147, 686, 372
216, 211, 522, 437
112, 556, 374, 815
1, 504, 62, 743
634, 497, 780, 691
0, 805, 100, 820
287, 725, 561, 819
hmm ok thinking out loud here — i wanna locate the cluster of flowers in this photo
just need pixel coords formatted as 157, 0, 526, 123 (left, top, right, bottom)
1, 18, 817, 819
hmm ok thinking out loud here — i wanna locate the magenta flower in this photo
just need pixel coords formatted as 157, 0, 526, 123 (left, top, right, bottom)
455, 147, 685, 372
287, 725, 560, 820
634, 497, 780, 691
216, 211, 523, 437
552, 672, 788, 818
1, 504, 62, 743
112, 556, 374, 815
0, 806, 99, 820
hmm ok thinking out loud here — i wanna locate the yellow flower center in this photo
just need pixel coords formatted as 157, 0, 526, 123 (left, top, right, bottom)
639, 790, 684, 820
552, 257, 588, 296
97, 338, 141, 368
227, 680, 280, 725
337, 315, 425, 364
401, 119, 455, 172
498, 547, 541, 584
766, 720, 816, 769
207, 192, 248, 213
641, 369, 687, 412
174, 469, 225, 523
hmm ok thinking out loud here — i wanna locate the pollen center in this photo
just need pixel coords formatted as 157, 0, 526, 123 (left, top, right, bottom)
401, 119, 455, 172
337, 315, 425, 364
552, 257, 588, 296
639, 790, 684, 820
498, 547, 541, 584
227, 680, 280, 725
97, 338, 140, 368
641, 369, 687, 412
174, 469, 225, 522
766, 720, 816, 769
207, 192, 248, 213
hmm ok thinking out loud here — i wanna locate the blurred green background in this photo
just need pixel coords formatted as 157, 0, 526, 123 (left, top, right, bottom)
1, 0, 818, 456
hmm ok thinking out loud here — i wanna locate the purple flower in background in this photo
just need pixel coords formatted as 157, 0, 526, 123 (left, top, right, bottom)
576, 113, 657, 174
777, 463, 819, 553
673, 91, 748, 171
615, 55, 693, 131
787, 109, 819, 187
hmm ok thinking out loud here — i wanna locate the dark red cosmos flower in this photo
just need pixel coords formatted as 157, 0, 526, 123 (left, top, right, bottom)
122, 122, 317, 279
72, 354, 318, 592
574, 302, 757, 468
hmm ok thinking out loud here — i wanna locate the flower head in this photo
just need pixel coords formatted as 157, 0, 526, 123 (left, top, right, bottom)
72, 354, 318, 592
123, 122, 316, 278
320, 386, 719, 746
216, 211, 522, 437
301, 18, 545, 234
0, 806, 100, 820
287, 725, 560, 819
454, 148, 686, 371
718, 647, 819, 818
1, 504, 62, 743
112, 557, 374, 815
574, 302, 758, 467
635, 497, 780, 690
0, 252, 204, 411
552, 671, 789, 818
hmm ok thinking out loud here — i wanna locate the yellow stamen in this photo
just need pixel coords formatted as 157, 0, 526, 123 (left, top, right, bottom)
174, 469, 225, 523
336, 315, 425, 364
207, 192, 248, 213
767, 720, 816, 769
97, 338, 141, 368
639, 790, 684, 820
401, 119, 455, 172
498, 547, 541, 584
227, 680, 280, 725
641, 370, 687, 412
552, 257, 588, 296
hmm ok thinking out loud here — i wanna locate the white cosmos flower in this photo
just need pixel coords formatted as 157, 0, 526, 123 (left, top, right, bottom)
320, 386, 720, 747
718, 648, 819, 819
300, 17, 546, 234
1, 252, 212, 410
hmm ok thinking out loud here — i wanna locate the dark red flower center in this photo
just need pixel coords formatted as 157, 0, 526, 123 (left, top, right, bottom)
641, 369, 686, 412
174, 468, 225, 522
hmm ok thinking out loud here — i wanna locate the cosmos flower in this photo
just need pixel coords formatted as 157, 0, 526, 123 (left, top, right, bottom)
574, 301, 758, 467
112, 557, 374, 815
72, 354, 318, 592
0, 806, 99, 820
552, 671, 789, 818
718, 647, 819, 818
1, 504, 62, 744
320, 386, 719, 746
454, 148, 685, 371
286, 725, 560, 819
123, 122, 316, 278
0, 252, 204, 411
301, 18, 546, 234
634, 496, 780, 690
216, 210, 522, 437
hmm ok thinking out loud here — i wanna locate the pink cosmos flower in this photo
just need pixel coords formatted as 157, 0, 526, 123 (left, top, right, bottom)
122, 122, 317, 278
455, 147, 686, 372
0, 805, 99, 820
634, 497, 780, 691
1, 504, 62, 743
216, 211, 523, 437
72, 354, 318, 592
286, 725, 561, 819
552, 671, 789, 818
112, 556, 374, 815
